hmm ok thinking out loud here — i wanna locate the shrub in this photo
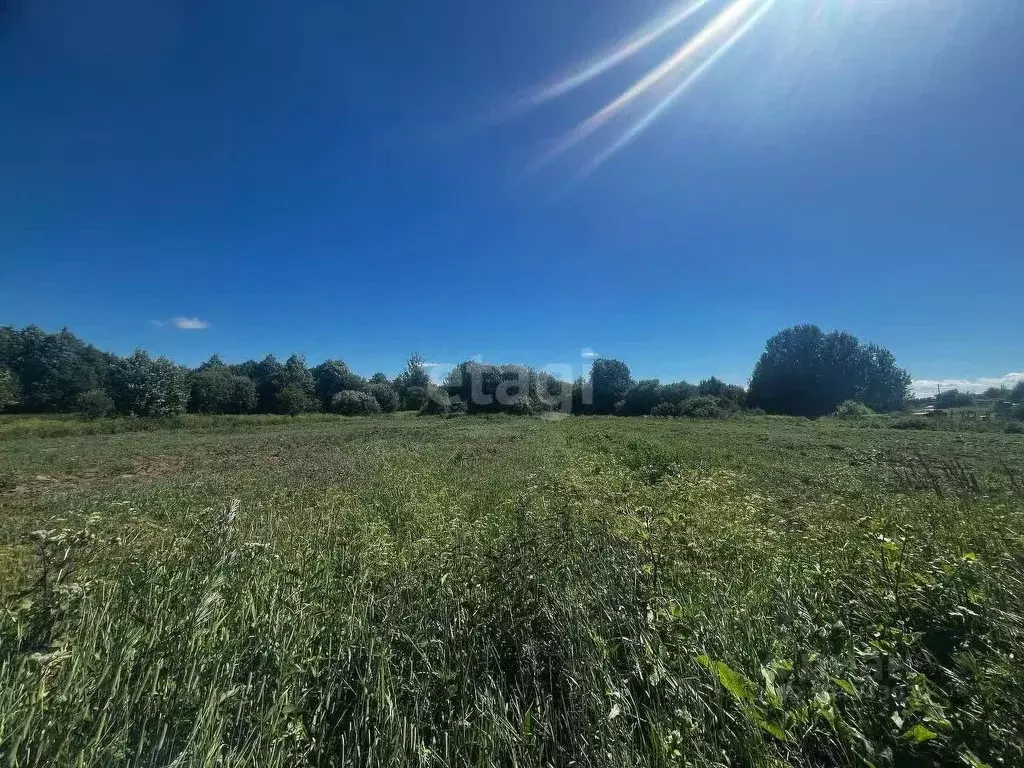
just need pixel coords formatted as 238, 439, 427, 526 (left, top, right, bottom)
77, 389, 114, 418
834, 400, 874, 419
650, 402, 677, 418
331, 390, 381, 416
402, 385, 428, 411
891, 416, 935, 431
418, 387, 455, 415
678, 396, 723, 419
506, 398, 534, 416
367, 382, 399, 413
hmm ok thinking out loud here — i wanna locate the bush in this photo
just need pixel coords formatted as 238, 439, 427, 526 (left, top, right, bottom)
650, 401, 678, 418
402, 385, 428, 412
418, 387, 455, 416
331, 390, 381, 416
891, 416, 935, 431
834, 400, 874, 419
678, 396, 723, 419
77, 389, 114, 418
367, 382, 399, 413
1005, 420, 1024, 434
505, 398, 534, 416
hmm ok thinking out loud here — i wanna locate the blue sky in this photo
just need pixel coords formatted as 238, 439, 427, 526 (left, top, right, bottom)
2, 0, 1021, 394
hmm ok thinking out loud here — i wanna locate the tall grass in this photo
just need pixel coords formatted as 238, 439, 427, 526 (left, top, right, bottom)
1, 423, 1023, 766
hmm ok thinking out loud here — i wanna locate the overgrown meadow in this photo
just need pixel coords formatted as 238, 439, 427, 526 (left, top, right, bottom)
1, 414, 1022, 767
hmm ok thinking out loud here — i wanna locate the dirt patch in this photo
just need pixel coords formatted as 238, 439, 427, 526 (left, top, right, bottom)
119, 455, 187, 480
1, 455, 187, 498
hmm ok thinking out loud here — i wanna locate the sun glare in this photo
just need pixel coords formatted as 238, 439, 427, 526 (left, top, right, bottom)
515, 0, 828, 177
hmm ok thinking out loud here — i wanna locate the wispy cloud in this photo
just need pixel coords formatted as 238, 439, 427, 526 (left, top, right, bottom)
152, 317, 210, 330
580, 348, 599, 359
911, 373, 1024, 398
171, 316, 210, 330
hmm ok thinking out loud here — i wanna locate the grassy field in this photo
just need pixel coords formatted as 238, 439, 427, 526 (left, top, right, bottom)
1, 414, 1023, 767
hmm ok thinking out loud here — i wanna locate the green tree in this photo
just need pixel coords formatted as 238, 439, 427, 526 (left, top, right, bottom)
77, 389, 114, 418
658, 381, 698, 405
934, 389, 975, 409
698, 377, 746, 407
589, 359, 632, 415
279, 385, 311, 416
313, 360, 365, 409
367, 381, 399, 413
251, 355, 285, 413
108, 350, 188, 417
396, 354, 431, 410
0, 366, 20, 411
189, 368, 257, 414
1, 325, 112, 412
196, 354, 226, 371
981, 386, 1010, 400
619, 379, 662, 416
279, 355, 317, 413
747, 325, 910, 417
1011, 381, 1024, 402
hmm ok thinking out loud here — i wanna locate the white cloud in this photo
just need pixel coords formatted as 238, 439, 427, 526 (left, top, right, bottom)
580, 347, 599, 359
911, 373, 1024, 398
171, 317, 210, 330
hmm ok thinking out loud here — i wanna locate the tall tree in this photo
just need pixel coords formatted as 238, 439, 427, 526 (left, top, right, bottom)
589, 359, 632, 415
1, 325, 111, 412
108, 350, 188, 417
0, 366, 19, 412
313, 359, 364, 409
281, 355, 318, 413
747, 325, 910, 417
396, 354, 431, 410
189, 367, 257, 414
619, 379, 662, 416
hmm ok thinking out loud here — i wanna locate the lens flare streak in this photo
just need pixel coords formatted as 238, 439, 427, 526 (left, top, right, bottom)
528, 0, 761, 171
531, 0, 719, 105
583, 0, 778, 175
521, 0, 780, 177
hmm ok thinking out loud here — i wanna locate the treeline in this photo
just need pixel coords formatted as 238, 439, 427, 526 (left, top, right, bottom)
0, 323, 918, 419
0, 326, 431, 418
928, 385, 1024, 409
